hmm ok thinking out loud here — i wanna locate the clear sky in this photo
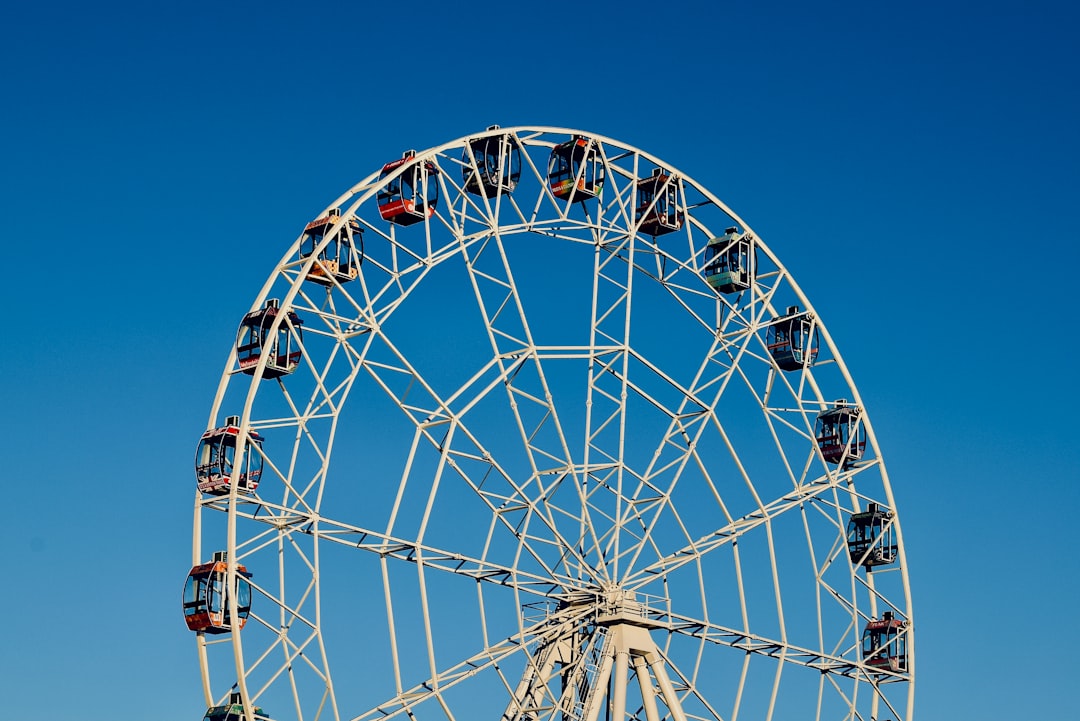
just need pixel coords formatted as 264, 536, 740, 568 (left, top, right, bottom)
1, 0, 1077, 718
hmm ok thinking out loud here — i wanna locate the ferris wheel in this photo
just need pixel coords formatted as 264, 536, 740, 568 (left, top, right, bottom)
184, 126, 914, 721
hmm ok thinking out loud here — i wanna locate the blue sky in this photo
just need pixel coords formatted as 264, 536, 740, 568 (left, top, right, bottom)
1, 0, 1077, 718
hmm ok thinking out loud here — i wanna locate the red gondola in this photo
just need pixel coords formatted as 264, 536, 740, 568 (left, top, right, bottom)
766, 306, 818, 371
815, 400, 866, 467
861, 611, 909, 673
301, 207, 363, 285
547, 135, 604, 201
377, 151, 439, 226
195, 415, 264, 495
182, 552, 252, 634
703, 227, 755, 294
236, 299, 303, 379
847, 502, 898, 569
462, 126, 521, 198
635, 167, 683, 236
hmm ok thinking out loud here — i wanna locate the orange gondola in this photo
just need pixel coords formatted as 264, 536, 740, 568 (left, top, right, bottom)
182, 552, 252, 634
300, 207, 363, 285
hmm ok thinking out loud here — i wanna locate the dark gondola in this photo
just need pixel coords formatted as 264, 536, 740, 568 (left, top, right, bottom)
183, 552, 252, 634
236, 299, 303, 379
547, 135, 604, 202
462, 126, 521, 198
301, 207, 363, 285
635, 167, 683, 236
202, 692, 271, 721
861, 611, 909, 673
815, 400, 866, 467
847, 502, 897, 569
377, 151, 439, 226
766, 306, 818, 371
703, 227, 755, 294
195, 415, 264, 495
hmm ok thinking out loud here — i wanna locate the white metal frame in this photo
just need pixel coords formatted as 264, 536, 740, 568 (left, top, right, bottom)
192, 127, 914, 721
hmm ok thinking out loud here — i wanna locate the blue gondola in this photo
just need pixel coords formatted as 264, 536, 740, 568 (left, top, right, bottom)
635, 167, 683, 236
703, 227, 755, 293
201, 692, 272, 721
301, 207, 364, 285
547, 135, 604, 202
861, 611, 909, 674
377, 151, 439, 226
236, 299, 303, 379
815, 400, 866, 467
766, 306, 818, 371
462, 126, 521, 198
183, 552, 252, 634
847, 502, 897, 569
195, 415, 264, 495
